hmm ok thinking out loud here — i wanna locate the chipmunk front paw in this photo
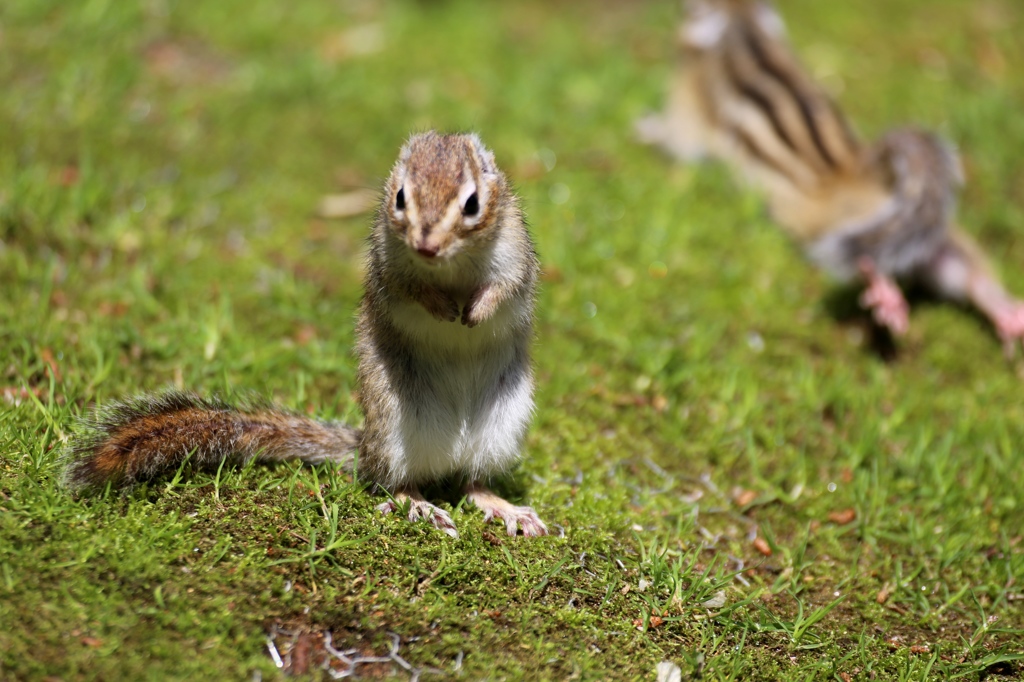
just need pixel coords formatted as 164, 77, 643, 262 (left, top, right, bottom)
461, 285, 498, 328
420, 288, 460, 323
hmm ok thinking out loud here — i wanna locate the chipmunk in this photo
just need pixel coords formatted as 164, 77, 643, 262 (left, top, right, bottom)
63, 131, 548, 539
637, 0, 1024, 353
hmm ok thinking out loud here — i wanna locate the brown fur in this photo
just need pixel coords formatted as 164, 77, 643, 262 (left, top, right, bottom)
356, 137, 537, 488
643, 0, 965, 265
65, 132, 548, 535
63, 392, 359, 490
642, 1, 1024, 350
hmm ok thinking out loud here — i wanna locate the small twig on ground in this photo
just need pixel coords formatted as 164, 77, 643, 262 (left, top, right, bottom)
699, 472, 723, 498
728, 554, 751, 587
266, 626, 284, 669
273, 626, 444, 680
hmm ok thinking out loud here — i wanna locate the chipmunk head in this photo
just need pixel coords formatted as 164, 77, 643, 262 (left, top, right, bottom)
384, 131, 504, 264
681, 0, 784, 50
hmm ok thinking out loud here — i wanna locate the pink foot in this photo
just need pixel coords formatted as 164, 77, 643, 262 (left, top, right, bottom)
990, 301, 1024, 358
377, 489, 459, 539
465, 483, 547, 538
859, 259, 910, 336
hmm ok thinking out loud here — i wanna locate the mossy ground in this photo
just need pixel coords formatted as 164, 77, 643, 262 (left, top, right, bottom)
2, 0, 1023, 680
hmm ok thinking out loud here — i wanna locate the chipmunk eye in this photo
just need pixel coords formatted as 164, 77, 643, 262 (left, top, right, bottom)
395, 188, 405, 211
462, 192, 479, 216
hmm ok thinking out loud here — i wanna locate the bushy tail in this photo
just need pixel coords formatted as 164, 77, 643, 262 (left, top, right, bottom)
63, 391, 361, 491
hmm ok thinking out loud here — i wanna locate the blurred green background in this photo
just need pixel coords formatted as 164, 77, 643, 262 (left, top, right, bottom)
1, 0, 1023, 679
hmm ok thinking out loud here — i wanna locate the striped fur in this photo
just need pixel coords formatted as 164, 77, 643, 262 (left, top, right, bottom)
640, 0, 965, 274
715, 15, 861, 180
638, 0, 861, 191
640, 0, 1024, 349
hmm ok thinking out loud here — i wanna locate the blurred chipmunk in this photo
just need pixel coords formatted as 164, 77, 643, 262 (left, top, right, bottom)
637, 0, 1024, 354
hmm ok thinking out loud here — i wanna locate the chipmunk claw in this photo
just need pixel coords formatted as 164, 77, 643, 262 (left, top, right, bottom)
377, 496, 460, 538
468, 483, 547, 538
482, 506, 547, 537
433, 299, 459, 323
461, 285, 499, 328
505, 507, 549, 538
419, 288, 460, 323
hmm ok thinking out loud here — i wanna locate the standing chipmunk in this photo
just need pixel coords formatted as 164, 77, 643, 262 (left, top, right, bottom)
64, 131, 547, 538
637, 0, 1024, 353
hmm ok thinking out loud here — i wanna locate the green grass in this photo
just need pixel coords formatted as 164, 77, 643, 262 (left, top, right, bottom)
2, 0, 1024, 679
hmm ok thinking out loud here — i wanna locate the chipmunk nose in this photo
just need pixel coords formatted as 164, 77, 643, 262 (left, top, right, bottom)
415, 240, 439, 259
413, 233, 438, 254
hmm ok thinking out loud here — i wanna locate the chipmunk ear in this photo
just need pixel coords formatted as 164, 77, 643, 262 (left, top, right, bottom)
751, 2, 786, 39
465, 133, 498, 178
392, 133, 420, 186
398, 136, 416, 164
681, 1, 729, 49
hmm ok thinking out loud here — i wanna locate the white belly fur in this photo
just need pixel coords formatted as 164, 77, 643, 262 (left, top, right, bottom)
381, 299, 534, 486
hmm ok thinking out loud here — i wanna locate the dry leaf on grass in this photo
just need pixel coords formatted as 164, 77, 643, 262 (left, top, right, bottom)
733, 488, 758, 507
701, 590, 727, 609
316, 189, 378, 219
828, 508, 857, 525
319, 24, 385, 64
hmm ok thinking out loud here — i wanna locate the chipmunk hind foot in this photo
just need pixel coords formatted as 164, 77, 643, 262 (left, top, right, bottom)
990, 304, 1024, 358
858, 259, 910, 336
465, 483, 547, 538
377, 487, 459, 538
